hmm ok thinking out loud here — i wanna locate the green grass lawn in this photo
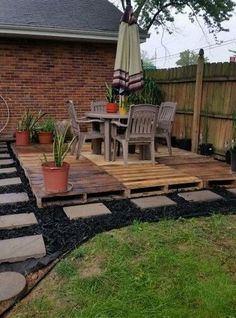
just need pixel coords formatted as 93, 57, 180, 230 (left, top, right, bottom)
11, 215, 236, 318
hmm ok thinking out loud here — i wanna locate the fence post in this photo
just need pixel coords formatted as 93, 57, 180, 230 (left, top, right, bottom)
191, 49, 204, 153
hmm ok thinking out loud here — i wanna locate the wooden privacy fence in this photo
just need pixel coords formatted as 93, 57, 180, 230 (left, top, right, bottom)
147, 52, 236, 156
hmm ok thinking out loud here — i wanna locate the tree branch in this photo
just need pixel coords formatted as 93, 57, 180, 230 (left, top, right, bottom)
134, 0, 148, 19
120, 0, 126, 11
146, 1, 181, 31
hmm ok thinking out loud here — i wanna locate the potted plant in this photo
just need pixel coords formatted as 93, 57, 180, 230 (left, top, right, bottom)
199, 109, 214, 156
41, 123, 75, 193
37, 118, 55, 144
105, 83, 118, 113
16, 110, 45, 146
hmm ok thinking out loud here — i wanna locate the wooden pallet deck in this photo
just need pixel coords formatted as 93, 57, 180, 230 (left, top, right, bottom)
11, 143, 236, 207
12, 144, 126, 208
102, 163, 203, 198
157, 152, 236, 188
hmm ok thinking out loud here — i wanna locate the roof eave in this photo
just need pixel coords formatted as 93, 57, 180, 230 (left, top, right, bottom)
0, 25, 149, 43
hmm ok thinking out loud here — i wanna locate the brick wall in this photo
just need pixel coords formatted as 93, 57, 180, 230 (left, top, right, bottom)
0, 38, 116, 136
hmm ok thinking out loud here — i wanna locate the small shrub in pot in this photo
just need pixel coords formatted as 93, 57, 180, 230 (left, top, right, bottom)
105, 83, 118, 113
37, 118, 55, 144
16, 110, 46, 146
41, 123, 75, 193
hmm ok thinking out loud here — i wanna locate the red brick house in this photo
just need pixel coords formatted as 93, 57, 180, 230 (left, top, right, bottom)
0, 0, 146, 137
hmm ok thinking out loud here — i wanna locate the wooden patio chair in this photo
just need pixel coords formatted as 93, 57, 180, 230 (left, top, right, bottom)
90, 100, 106, 133
90, 100, 107, 113
66, 100, 104, 159
155, 102, 177, 156
111, 104, 158, 165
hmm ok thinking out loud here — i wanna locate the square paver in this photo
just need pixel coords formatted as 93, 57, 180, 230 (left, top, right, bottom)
0, 213, 38, 230
64, 203, 112, 220
0, 177, 21, 187
0, 154, 10, 158
227, 188, 236, 195
178, 190, 222, 202
0, 192, 29, 205
131, 195, 177, 209
0, 167, 17, 174
0, 235, 46, 263
0, 159, 14, 165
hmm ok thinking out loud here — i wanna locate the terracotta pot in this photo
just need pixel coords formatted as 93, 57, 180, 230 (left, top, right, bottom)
16, 131, 30, 146
42, 162, 70, 193
38, 132, 53, 144
106, 103, 118, 113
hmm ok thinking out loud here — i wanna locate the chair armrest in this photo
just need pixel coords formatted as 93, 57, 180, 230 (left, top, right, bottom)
111, 121, 128, 128
77, 119, 104, 124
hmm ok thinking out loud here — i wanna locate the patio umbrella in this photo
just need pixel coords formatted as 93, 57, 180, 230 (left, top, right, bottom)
112, 5, 144, 95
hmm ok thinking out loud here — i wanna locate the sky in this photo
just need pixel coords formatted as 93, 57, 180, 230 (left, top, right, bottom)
109, 0, 236, 68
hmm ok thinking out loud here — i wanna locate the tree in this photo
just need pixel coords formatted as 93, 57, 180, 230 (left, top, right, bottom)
141, 50, 156, 69
119, 0, 235, 34
229, 49, 236, 55
176, 50, 208, 66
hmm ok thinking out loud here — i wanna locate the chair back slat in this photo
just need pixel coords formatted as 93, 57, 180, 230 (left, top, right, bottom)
126, 104, 158, 140
91, 101, 107, 113
66, 100, 80, 136
157, 102, 177, 131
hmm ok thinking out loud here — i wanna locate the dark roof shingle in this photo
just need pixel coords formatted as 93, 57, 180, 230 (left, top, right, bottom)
0, 0, 122, 32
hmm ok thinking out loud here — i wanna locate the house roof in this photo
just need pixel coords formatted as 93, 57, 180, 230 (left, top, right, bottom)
0, 0, 148, 42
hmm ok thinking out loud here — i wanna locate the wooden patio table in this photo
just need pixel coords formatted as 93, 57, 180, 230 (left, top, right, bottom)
85, 111, 128, 161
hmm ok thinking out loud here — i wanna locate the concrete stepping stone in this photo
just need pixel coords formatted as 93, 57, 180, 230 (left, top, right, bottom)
64, 203, 111, 220
0, 159, 14, 165
178, 190, 222, 202
0, 272, 26, 301
0, 167, 17, 174
0, 192, 29, 205
0, 177, 21, 187
131, 195, 177, 209
0, 235, 46, 263
227, 188, 236, 195
0, 213, 38, 230
0, 153, 10, 158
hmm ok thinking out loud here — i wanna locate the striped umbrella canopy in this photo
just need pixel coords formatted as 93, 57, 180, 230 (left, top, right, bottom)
112, 5, 144, 95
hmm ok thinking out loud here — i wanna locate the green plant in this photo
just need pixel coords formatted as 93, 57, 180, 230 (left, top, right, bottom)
105, 83, 116, 103
17, 110, 46, 131
38, 118, 55, 133
128, 75, 164, 106
42, 123, 75, 167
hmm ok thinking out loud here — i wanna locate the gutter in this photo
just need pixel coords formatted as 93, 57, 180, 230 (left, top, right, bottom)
0, 25, 148, 43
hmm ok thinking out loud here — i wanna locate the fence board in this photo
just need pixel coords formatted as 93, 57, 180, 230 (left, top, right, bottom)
147, 61, 236, 155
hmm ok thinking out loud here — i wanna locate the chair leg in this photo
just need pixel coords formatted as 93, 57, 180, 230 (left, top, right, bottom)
76, 135, 85, 160
70, 137, 77, 155
112, 139, 117, 161
150, 141, 155, 164
166, 134, 172, 156
123, 142, 128, 165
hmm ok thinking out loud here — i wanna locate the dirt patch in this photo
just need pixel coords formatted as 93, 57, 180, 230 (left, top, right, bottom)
79, 254, 105, 279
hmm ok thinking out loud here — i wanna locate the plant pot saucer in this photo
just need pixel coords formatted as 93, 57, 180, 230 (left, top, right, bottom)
43, 182, 73, 194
